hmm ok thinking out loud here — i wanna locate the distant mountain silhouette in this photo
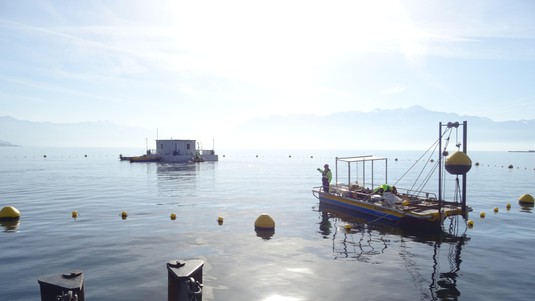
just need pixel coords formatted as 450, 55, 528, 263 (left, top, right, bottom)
231, 106, 535, 151
0, 116, 153, 147
0, 139, 18, 147
1, 107, 534, 150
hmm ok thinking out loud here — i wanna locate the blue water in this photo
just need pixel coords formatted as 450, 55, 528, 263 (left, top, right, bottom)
0, 147, 534, 301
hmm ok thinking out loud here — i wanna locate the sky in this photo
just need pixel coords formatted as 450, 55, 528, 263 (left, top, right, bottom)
1, 0, 535, 146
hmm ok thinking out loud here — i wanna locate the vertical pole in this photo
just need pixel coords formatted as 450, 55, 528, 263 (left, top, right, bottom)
355, 160, 359, 186
335, 157, 338, 191
385, 158, 388, 185
462, 121, 468, 216
438, 122, 443, 224
363, 159, 366, 189
438, 122, 442, 202
347, 161, 350, 189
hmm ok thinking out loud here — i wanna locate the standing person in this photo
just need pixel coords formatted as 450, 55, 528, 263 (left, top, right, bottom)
317, 164, 332, 193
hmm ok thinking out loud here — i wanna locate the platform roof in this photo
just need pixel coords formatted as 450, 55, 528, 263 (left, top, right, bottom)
335, 155, 387, 163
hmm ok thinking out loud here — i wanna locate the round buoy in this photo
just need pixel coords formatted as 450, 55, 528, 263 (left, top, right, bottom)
467, 220, 474, 228
217, 216, 224, 225
445, 151, 472, 175
344, 224, 352, 231
121, 211, 128, 219
0, 206, 21, 220
508, 164, 513, 169
506, 203, 511, 210
493, 207, 499, 213
254, 214, 275, 230
72, 211, 78, 219
519, 194, 534, 205
475, 162, 480, 166
480, 211, 486, 218
170, 213, 176, 220
402, 200, 410, 207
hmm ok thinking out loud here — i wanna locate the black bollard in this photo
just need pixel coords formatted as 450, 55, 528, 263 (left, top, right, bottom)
167, 259, 204, 301
38, 270, 84, 301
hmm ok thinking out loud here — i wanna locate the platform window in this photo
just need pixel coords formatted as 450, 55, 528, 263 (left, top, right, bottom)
187, 143, 190, 150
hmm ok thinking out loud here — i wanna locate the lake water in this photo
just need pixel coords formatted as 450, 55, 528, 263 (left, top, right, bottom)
1, 147, 534, 301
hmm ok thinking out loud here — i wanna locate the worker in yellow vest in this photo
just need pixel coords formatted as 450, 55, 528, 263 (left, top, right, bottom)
374, 184, 391, 195
317, 164, 332, 193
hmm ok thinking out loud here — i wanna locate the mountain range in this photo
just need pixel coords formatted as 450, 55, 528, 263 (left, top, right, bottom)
230, 106, 535, 151
0, 116, 153, 148
1, 106, 534, 151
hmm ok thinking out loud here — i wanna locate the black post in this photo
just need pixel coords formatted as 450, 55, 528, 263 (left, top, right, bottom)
167, 259, 204, 301
462, 121, 468, 216
38, 271, 84, 301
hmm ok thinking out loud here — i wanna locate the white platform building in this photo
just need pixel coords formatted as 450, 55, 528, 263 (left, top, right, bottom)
155, 139, 218, 162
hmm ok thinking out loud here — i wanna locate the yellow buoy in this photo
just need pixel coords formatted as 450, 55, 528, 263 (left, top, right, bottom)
254, 214, 275, 230
72, 211, 78, 219
493, 207, 499, 213
480, 211, 486, 218
518, 194, 534, 205
402, 200, 410, 206
467, 220, 474, 228
217, 216, 224, 225
0, 206, 21, 220
506, 203, 511, 210
344, 224, 352, 231
170, 213, 176, 220
255, 214, 275, 239
445, 151, 472, 175
121, 211, 128, 219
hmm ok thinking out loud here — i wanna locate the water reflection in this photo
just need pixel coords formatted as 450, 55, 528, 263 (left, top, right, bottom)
156, 162, 199, 179
317, 203, 468, 301
520, 203, 533, 213
255, 229, 275, 240
0, 219, 20, 232
155, 163, 200, 198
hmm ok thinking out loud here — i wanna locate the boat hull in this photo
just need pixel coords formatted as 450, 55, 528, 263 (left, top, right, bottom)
316, 190, 446, 232
129, 155, 161, 163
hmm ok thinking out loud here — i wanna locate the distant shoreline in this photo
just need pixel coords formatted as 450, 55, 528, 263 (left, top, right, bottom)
0, 142, 20, 147
508, 150, 535, 153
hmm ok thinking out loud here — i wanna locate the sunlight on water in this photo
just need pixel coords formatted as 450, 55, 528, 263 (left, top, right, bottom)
262, 294, 303, 301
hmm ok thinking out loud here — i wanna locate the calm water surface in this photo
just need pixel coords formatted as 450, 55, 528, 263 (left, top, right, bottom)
0, 147, 534, 301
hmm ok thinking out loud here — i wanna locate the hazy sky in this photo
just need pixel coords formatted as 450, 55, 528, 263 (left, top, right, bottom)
1, 0, 534, 142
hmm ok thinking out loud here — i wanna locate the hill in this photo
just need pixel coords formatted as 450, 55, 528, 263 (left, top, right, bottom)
0, 116, 153, 147
2, 107, 534, 150
230, 106, 535, 151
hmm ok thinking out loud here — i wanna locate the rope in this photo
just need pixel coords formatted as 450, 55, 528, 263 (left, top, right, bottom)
186, 277, 203, 301
366, 212, 396, 224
